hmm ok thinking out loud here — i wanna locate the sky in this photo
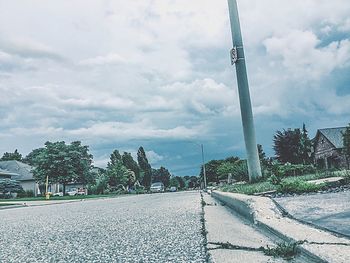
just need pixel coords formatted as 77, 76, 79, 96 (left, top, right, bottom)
0, 0, 349, 176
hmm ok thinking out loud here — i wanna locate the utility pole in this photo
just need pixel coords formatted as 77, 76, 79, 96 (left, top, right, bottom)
201, 144, 207, 189
227, 0, 262, 181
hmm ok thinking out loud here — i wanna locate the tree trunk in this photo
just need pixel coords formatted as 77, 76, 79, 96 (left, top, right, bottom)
62, 183, 66, 196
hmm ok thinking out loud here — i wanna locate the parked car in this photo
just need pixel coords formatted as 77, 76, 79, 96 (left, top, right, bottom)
53, 192, 63, 197
169, 186, 177, 192
66, 188, 87, 196
150, 182, 165, 193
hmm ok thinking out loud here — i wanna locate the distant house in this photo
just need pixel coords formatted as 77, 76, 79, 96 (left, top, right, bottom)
0, 160, 39, 196
313, 127, 347, 169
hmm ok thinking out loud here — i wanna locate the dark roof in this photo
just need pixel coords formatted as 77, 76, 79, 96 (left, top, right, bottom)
318, 127, 346, 149
0, 161, 34, 181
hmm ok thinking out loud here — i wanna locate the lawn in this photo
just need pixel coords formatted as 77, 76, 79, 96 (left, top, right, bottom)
220, 170, 350, 195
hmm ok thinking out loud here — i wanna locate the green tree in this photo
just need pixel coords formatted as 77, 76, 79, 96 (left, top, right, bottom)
152, 166, 171, 187
169, 176, 180, 188
342, 123, 350, 169
174, 176, 185, 189
273, 128, 303, 164
257, 144, 270, 168
122, 152, 140, 180
32, 141, 93, 195
23, 148, 45, 165
0, 149, 23, 161
137, 147, 152, 189
107, 150, 122, 169
0, 179, 23, 194
106, 161, 129, 188
300, 124, 312, 164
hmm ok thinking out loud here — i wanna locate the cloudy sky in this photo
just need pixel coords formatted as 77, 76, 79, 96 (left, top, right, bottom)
0, 0, 349, 175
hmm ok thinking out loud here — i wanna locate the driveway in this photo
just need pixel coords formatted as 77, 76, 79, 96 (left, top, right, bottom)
274, 190, 350, 237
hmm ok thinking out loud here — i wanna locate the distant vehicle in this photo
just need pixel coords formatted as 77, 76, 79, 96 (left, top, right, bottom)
150, 182, 165, 193
169, 186, 177, 192
66, 188, 87, 196
53, 192, 63, 197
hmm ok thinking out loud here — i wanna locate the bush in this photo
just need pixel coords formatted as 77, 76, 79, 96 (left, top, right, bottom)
272, 164, 316, 177
277, 179, 325, 194
0, 179, 23, 194
268, 174, 281, 185
17, 190, 35, 198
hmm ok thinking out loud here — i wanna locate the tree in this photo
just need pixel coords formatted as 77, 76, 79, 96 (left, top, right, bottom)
0, 179, 23, 194
257, 144, 270, 168
122, 152, 140, 180
107, 150, 122, 169
152, 166, 171, 187
342, 123, 350, 169
137, 147, 152, 189
0, 149, 23, 161
273, 128, 303, 164
32, 141, 93, 195
174, 176, 185, 189
169, 176, 180, 188
23, 148, 45, 165
106, 161, 129, 188
300, 124, 312, 164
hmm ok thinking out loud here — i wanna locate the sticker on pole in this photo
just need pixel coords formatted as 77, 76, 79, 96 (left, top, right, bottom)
230, 47, 238, 65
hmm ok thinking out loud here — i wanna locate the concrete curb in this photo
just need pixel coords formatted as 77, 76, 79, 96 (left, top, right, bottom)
212, 191, 350, 263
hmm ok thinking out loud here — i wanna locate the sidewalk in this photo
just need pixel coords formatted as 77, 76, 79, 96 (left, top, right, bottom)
202, 193, 301, 263
211, 191, 350, 263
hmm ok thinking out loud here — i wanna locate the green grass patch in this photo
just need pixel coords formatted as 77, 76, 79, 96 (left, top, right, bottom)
220, 169, 350, 195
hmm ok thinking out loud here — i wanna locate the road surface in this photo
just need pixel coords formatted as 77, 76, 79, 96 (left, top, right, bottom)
0, 192, 206, 263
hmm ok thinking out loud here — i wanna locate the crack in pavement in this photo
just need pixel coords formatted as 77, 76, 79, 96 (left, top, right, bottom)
299, 240, 350, 246
208, 241, 264, 252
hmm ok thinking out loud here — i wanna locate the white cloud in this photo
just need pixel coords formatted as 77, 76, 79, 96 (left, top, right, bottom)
264, 30, 350, 79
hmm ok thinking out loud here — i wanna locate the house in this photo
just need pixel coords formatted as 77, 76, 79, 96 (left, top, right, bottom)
313, 127, 348, 169
0, 160, 40, 196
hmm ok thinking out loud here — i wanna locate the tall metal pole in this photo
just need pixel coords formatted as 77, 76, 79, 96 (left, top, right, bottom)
201, 144, 207, 189
227, 0, 262, 181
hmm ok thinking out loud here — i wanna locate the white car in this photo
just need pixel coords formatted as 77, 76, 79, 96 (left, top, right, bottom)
150, 182, 165, 193
53, 192, 63, 197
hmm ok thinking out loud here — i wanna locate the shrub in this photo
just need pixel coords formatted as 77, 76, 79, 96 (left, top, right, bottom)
272, 164, 316, 177
17, 190, 35, 198
268, 174, 281, 185
0, 179, 23, 194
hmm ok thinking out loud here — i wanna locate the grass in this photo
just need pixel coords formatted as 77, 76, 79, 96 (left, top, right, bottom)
263, 242, 299, 259
220, 169, 350, 195
0, 194, 120, 202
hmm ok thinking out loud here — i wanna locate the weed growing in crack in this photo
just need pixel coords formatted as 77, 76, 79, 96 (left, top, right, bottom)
263, 242, 299, 259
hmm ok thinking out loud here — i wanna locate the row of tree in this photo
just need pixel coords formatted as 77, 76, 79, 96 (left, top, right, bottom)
1, 143, 199, 194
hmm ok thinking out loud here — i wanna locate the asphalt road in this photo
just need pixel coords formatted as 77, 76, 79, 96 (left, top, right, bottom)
0, 191, 207, 263
274, 190, 350, 237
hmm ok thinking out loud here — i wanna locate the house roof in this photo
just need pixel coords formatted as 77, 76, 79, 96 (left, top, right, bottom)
0, 161, 34, 181
0, 168, 18, 178
317, 127, 346, 149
